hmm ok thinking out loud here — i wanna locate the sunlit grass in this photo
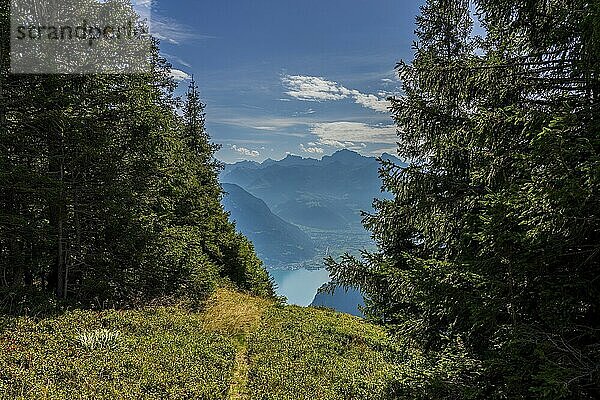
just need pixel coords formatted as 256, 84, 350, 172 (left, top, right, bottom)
0, 289, 404, 399
0, 307, 237, 399
201, 288, 274, 337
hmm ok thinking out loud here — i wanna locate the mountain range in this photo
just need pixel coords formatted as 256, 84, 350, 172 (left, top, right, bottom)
222, 150, 405, 231
221, 183, 316, 264
220, 149, 405, 315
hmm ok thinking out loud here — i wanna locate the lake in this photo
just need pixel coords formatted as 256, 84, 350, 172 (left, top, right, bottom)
268, 268, 331, 306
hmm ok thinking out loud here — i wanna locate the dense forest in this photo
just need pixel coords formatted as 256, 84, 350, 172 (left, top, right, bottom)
0, 0, 273, 307
1, 0, 599, 399
328, 0, 600, 398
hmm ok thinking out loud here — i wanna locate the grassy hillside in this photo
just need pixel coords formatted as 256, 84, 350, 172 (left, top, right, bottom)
247, 306, 401, 399
0, 289, 403, 399
221, 183, 316, 264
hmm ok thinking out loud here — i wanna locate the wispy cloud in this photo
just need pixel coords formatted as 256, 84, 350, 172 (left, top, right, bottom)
162, 52, 192, 68
310, 122, 397, 147
231, 145, 260, 158
132, 0, 152, 23
169, 69, 191, 82
300, 144, 324, 154
294, 108, 316, 116
212, 116, 308, 135
282, 75, 390, 113
151, 14, 216, 45
223, 139, 274, 145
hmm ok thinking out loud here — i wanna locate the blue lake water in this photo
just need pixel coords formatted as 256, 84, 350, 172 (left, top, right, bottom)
269, 268, 331, 306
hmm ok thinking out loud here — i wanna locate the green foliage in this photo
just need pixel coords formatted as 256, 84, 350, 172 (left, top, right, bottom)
247, 305, 403, 399
0, 308, 237, 399
143, 226, 221, 302
0, 0, 273, 305
221, 233, 275, 298
328, 0, 600, 398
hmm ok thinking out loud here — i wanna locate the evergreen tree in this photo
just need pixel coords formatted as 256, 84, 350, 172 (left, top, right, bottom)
140, 78, 274, 301
328, 1, 599, 398
0, 0, 273, 307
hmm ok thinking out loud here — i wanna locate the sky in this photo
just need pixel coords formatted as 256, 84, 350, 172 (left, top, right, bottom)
149, 0, 424, 163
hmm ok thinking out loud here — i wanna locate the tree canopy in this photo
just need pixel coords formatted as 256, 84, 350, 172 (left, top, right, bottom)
0, 0, 273, 308
328, 1, 599, 398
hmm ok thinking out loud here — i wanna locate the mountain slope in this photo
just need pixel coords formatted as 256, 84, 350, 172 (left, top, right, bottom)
1, 289, 404, 399
221, 150, 406, 230
311, 285, 365, 317
222, 183, 316, 264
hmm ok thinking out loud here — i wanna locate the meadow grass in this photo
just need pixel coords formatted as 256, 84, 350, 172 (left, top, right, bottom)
0, 289, 404, 399
246, 305, 403, 400
0, 306, 237, 399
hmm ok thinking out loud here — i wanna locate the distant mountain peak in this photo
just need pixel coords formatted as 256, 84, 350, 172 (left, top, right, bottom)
237, 160, 261, 167
333, 149, 364, 158
281, 154, 305, 162
321, 149, 367, 164
269, 153, 320, 167
334, 149, 360, 155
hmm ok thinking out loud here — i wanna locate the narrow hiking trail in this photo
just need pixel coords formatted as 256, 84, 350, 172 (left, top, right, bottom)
200, 289, 402, 399
1, 287, 401, 399
199, 288, 273, 400
229, 345, 250, 399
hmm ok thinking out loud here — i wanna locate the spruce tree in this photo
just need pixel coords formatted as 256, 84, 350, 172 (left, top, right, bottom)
327, 1, 599, 398
0, 0, 273, 306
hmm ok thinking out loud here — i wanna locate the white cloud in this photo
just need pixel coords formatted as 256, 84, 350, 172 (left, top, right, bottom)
351, 92, 389, 113
300, 144, 324, 154
231, 145, 260, 158
310, 122, 398, 147
282, 75, 348, 102
162, 52, 192, 68
169, 69, 191, 82
294, 108, 316, 116
151, 14, 215, 45
282, 75, 390, 113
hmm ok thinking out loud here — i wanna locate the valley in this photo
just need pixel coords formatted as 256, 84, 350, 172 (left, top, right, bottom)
220, 150, 398, 313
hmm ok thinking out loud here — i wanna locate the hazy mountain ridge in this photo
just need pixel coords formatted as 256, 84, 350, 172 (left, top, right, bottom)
221, 183, 316, 264
221, 150, 406, 230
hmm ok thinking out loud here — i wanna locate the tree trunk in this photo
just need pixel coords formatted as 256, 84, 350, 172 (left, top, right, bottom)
47, 105, 67, 299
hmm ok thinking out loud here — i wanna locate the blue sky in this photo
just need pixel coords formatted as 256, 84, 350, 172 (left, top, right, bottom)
150, 1, 424, 163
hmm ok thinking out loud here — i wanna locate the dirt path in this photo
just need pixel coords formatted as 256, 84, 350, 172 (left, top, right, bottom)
200, 288, 273, 400
228, 344, 250, 400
